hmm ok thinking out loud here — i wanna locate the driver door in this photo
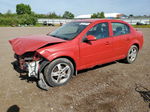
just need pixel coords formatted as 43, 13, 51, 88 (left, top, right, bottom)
79, 22, 114, 69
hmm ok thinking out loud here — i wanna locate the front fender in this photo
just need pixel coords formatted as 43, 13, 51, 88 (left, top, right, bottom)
37, 49, 79, 66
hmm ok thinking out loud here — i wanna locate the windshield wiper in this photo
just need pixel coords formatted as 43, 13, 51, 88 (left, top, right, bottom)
61, 37, 70, 40
49, 34, 58, 38
48, 34, 70, 40
49, 34, 61, 38
49, 34, 68, 40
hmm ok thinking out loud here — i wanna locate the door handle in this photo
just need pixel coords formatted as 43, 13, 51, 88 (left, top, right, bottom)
105, 41, 110, 45
125, 37, 130, 41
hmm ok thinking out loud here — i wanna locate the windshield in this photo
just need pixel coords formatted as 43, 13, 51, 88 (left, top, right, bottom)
48, 22, 90, 40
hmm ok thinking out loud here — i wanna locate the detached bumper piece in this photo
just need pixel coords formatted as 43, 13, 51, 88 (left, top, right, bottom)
38, 73, 49, 90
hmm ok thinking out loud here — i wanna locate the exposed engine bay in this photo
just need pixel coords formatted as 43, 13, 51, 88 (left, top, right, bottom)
14, 52, 49, 90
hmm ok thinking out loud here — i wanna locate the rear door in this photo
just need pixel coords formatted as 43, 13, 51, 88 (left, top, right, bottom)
79, 22, 114, 69
111, 22, 131, 59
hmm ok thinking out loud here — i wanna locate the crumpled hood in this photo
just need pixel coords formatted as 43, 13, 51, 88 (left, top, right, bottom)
9, 35, 66, 55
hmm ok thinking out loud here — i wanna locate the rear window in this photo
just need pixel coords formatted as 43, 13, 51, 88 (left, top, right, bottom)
112, 22, 130, 36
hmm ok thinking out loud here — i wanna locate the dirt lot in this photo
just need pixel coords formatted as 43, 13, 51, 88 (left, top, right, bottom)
0, 27, 150, 112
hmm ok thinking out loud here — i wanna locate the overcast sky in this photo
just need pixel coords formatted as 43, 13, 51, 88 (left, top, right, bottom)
0, 0, 149, 16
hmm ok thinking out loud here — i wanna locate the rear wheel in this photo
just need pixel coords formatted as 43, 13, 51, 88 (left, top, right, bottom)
124, 45, 139, 64
44, 58, 74, 87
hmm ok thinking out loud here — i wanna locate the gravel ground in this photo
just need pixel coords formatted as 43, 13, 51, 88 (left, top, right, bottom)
0, 27, 150, 112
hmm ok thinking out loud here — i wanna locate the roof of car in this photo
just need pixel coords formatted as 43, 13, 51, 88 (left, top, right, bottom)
73, 19, 125, 23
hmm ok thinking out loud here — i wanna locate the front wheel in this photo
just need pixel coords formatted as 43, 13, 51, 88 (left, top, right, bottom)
44, 58, 74, 87
124, 45, 139, 64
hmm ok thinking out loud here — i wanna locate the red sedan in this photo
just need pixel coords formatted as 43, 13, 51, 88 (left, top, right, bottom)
9, 19, 144, 90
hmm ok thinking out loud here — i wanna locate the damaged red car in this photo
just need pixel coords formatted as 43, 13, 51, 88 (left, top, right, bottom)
9, 19, 144, 90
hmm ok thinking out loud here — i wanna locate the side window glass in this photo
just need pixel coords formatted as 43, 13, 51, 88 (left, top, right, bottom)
112, 23, 130, 36
86, 22, 109, 39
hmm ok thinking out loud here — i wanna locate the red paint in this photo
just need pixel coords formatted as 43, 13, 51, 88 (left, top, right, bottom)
86, 35, 96, 41
9, 19, 144, 71
9, 35, 66, 55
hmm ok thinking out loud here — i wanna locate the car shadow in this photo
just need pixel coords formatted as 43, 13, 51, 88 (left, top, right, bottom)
11, 60, 118, 81
11, 60, 118, 90
11, 61, 26, 73
78, 61, 117, 74
135, 84, 150, 108
19, 74, 38, 83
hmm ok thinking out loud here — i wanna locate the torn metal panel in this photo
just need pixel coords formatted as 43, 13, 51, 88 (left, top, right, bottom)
9, 35, 66, 55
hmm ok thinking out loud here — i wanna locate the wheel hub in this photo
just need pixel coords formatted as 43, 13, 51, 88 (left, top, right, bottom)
51, 63, 71, 84
128, 47, 137, 62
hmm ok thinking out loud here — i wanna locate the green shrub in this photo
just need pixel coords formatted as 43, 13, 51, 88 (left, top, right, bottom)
0, 17, 18, 26
132, 25, 150, 28
18, 14, 37, 25
0, 14, 37, 26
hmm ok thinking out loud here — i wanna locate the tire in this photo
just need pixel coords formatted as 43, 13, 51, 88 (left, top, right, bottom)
44, 58, 74, 87
124, 45, 139, 64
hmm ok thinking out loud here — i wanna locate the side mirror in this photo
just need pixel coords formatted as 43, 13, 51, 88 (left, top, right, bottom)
86, 35, 96, 41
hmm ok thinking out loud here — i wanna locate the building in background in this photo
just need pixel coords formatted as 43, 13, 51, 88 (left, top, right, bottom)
38, 13, 150, 25
75, 13, 125, 19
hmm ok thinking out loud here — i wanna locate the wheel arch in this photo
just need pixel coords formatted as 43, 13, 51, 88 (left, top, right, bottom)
128, 41, 140, 52
50, 56, 77, 75
124, 43, 139, 64
125, 42, 140, 57
37, 50, 79, 75
132, 43, 139, 50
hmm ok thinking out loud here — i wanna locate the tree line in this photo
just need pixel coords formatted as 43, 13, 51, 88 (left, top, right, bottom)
0, 3, 105, 26
0, 3, 75, 26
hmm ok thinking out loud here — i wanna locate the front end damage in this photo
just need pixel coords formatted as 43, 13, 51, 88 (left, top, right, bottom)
14, 52, 50, 90
9, 35, 67, 90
